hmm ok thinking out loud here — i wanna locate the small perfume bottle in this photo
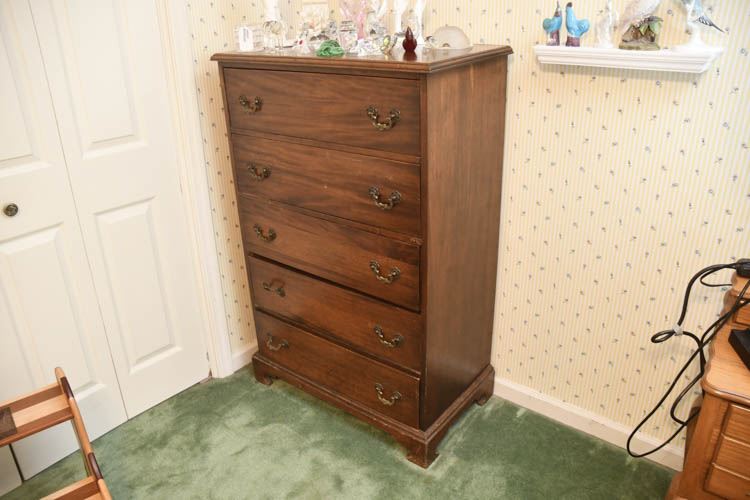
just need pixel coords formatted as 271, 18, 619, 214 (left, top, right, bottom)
236, 24, 263, 52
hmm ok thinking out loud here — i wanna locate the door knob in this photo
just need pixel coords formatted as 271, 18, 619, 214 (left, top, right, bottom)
3, 204, 18, 217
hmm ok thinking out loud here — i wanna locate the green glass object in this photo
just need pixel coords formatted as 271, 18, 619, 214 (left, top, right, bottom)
316, 40, 345, 57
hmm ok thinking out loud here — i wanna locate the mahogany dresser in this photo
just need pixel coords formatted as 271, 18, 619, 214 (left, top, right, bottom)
212, 45, 511, 467
668, 274, 750, 499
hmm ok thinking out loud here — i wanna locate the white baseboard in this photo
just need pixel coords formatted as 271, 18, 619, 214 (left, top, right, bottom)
493, 376, 684, 471
231, 341, 258, 372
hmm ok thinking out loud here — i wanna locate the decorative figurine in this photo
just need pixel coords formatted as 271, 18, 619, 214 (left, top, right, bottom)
316, 40, 346, 57
340, 0, 368, 39
408, 0, 428, 44
595, 0, 619, 48
565, 2, 590, 47
402, 26, 418, 52
425, 26, 472, 50
675, 0, 724, 50
297, 5, 333, 52
543, 2, 563, 46
380, 34, 398, 55
338, 20, 359, 52
618, 0, 661, 36
366, 0, 389, 38
262, 0, 286, 50
393, 0, 409, 34
619, 15, 663, 50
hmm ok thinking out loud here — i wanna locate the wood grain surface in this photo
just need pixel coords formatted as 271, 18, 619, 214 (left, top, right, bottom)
240, 195, 421, 310
224, 69, 420, 155
233, 135, 421, 235
255, 311, 420, 427
248, 256, 423, 372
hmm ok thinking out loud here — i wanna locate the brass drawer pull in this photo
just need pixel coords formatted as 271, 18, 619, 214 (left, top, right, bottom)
266, 334, 289, 352
375, 383, 401, 406
368, 187, 401, 211
248, 163, 271, 181
366, 106, 400, 131
374, 326, 403, 348
239, 95, 262, 113
254, 224, 276, 242
369, 261, 400, 284
262, 281, 286, 297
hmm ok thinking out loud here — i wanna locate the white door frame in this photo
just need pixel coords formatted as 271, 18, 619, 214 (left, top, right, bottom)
156, 1, 235, 378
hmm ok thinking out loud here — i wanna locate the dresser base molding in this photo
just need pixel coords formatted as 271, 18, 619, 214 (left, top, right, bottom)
252, 354, 494, 468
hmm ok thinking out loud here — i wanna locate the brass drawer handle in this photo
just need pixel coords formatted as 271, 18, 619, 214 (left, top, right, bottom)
366, 106, 400, 131
254, 224, 276, 242
248, 163, 271, 181
368, 187, 401, 211
239, 95, 262, 113
369, 261, 400, 284
374, 326, 403, 348
262, 281, 286, 297
375, 383, 401, 406
266, 334, 289, 352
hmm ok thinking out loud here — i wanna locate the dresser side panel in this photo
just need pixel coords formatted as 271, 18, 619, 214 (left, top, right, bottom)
422, 56, 508, 428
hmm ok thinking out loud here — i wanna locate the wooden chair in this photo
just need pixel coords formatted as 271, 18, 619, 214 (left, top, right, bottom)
0, 368, 112, 500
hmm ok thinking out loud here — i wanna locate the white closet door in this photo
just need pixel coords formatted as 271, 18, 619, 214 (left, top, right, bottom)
0, 0, 127, 479
29, 0, 210, 417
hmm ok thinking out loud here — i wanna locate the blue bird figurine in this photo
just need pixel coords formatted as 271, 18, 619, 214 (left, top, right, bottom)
543, 2, 563, 46
565, 2, 590, 47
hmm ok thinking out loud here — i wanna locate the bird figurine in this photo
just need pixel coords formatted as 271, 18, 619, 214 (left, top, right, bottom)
618, 0, 661, 35
543, 2, 563, 46
595, 0, 619, 48
402, 26, 418, 53
565, 2, 590, 47
676, 0, 724, 49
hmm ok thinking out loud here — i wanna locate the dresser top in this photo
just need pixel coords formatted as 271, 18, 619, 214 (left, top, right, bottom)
211, 44, 512, 74
703, 274, 750, 406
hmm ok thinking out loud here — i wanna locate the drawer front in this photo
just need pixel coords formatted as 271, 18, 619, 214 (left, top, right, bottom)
735, 303, 750, 328
255, 311, 420, 427
725, 404, 750, 443
241, 197, 420, 310
715, 435, 750, 477
705, 465, 750, 499
249, 257, 423, 372
725, 294, 750, 327
224, 68, 420, 156
233, 136, 421, 235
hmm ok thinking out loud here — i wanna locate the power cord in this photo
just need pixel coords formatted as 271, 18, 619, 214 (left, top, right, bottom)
626, 262, 750, 458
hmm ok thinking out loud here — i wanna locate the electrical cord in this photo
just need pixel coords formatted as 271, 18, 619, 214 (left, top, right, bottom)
626, 263, 750, 458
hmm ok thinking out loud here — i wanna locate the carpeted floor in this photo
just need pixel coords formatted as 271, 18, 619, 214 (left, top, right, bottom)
1, 369, 673, 499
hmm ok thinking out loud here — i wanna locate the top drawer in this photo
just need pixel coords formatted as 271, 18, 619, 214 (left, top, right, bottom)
223, 69, 420, 156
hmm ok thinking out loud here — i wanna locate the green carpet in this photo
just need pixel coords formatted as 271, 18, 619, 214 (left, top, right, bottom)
1, 369, 672, 499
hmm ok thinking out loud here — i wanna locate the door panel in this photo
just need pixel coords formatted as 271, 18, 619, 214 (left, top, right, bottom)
0, 448, 20, 496
0, 0, 127, 479
30, 0, 209, 417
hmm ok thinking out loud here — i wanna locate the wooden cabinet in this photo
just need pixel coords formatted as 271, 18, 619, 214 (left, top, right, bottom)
668, 275, 750, 499
212, 46, 512, 467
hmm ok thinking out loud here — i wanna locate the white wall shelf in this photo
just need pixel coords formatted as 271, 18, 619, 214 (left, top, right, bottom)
533, 44, 724, 74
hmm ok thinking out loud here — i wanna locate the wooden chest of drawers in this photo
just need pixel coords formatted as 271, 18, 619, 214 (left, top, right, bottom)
668, 275, 750, 499
212, 46, 511, 467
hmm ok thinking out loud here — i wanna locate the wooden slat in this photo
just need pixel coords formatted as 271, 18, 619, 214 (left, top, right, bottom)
0, 384, 60, 413
41, 476, 101, 500
0, 395, 72, 447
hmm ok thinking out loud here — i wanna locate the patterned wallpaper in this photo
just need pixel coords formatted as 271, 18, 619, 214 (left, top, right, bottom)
187, 2, 257, 351
186, 0, 749, 444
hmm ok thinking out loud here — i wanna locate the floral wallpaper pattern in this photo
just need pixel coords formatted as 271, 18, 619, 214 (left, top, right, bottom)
186, 0, 749, 444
